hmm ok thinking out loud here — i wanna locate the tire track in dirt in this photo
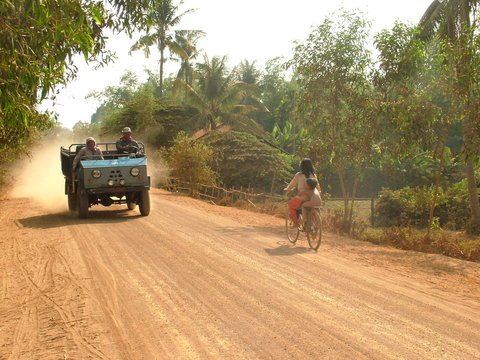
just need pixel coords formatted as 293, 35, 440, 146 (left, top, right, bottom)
10, 237, 107, 360
68, 222, 145, 359
0, 200, 117, 360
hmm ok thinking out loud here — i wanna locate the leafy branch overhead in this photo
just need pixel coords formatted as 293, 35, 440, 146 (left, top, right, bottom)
0, 0, 157, 157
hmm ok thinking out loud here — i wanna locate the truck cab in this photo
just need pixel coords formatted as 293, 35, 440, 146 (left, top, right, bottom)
60, 142, 150, 218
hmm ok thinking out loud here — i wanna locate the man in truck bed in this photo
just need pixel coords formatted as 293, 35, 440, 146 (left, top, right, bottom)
72, 137, 104, 171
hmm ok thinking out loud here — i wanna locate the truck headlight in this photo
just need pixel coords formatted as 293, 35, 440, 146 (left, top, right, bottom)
130, 167, 140, 177
91, 169, 101, 179
107, 179, 114, 186
119, 179, 126, 185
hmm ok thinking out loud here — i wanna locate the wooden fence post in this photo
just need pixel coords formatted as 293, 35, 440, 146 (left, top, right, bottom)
371, 197, 375, 226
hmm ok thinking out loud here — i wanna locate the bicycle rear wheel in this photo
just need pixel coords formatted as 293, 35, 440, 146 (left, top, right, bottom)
307, 209, 322, 250
285, 207, 300, 244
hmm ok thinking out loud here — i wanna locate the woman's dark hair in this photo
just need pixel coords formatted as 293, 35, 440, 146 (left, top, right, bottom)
300, 158, 315, 177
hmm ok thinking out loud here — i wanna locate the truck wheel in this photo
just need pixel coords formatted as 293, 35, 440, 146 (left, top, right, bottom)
77, 188, 89, 219
126, 193, 137, 210
67, 193, 77, 212
139, 190, 150, 216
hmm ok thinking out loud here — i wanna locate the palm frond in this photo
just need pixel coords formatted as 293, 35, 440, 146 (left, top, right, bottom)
130, 33, 158, 56
419, 0, 447, 39
182, 81, 208, 112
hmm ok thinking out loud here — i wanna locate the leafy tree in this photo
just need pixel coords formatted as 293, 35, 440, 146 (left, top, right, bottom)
88, 71, 140, 113
374, 22, 439, 153
418, 0, 480, 232
257, 57, 296, 133
130, 0, 202, 96
200, 131, 293, 191
289, 10, 378, 231
108, 81, 159, 134
89, 71, 199, 146
374, 22, 449, 232
87, 71, 150, 135
1, 0, 156, 170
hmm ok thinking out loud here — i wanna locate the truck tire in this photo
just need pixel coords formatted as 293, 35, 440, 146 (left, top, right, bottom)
66, 181, 77, 211
139, 190, 150, 216
126, 193, 137, 210
77, 188, 89, 219
68, 193, 77, 212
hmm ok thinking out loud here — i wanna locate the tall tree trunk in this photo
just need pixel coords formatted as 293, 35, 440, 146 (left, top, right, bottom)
159, 47, 164, 96
466, 157, 480, 232
463, 116, 480, 234
348, 166, 362, 235
427, 125, 450, 236
336, 164, 349, 229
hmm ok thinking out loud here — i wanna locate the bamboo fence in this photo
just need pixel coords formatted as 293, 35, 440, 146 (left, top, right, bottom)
161, 178, 376, 224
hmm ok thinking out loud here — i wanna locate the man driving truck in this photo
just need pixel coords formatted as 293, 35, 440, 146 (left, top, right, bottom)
116, 127, 139, 154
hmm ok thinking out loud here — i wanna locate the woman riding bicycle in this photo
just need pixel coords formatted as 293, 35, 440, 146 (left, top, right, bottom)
284, 158, 322, 224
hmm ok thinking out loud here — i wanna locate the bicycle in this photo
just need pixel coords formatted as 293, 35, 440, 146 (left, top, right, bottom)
285, 205, 322, 250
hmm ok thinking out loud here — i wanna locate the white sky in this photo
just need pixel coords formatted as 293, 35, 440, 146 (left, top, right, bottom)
40, 0, 434, 129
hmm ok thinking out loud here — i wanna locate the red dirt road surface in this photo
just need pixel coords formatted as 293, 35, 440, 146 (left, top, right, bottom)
1, 189, 480, 359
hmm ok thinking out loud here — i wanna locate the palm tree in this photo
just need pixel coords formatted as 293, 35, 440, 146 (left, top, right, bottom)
174, 30, 205, 87
419, 0, 479, 40
181, 55, 264, 133
236, 60, 260, 84
235, 59, 269, 121
130, 0, 199, 96
419, 0, 480, 232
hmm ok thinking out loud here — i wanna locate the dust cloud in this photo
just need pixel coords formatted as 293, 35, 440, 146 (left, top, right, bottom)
11, 140, 68, 212
148, 155, 170, 188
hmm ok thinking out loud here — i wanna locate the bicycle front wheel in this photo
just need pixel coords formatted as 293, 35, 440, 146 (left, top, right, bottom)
285, 207, 299, 244
307, 209, 322, 250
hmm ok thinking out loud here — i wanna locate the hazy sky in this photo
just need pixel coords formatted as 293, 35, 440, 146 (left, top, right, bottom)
41, 0, 434, 129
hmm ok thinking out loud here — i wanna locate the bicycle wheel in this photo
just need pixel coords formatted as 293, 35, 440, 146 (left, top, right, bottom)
307, 209, 322, 250
285, 207, 300, 244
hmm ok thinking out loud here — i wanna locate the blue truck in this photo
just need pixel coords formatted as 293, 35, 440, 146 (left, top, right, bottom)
60, 142, 150, 218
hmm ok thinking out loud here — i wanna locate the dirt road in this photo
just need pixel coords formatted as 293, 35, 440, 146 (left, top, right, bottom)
1, 189, 480, 359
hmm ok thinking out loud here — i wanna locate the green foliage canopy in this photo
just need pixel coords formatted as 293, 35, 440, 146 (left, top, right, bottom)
289, 10, 376, 170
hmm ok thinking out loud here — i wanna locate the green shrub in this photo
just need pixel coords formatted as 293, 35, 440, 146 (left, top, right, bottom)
373, 185, 474, 229
375, 187, 446, 227
443, 180, 471, 230
165, 132, 218, 194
